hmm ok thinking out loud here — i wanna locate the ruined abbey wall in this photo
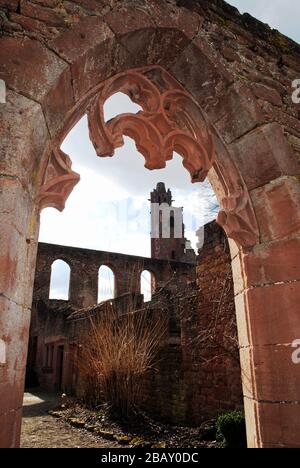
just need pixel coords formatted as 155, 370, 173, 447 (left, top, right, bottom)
33, 242, 193, 308
141, 222, 242, 425
28, 222, 242, 425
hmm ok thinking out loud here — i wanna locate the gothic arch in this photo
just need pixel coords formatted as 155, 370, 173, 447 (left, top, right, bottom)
1, 1, 300, 448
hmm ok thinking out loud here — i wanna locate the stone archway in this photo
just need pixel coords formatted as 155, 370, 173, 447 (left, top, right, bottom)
1, 0, 300, 448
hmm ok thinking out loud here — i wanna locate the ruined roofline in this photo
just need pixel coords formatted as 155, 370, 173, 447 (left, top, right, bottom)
180, 0, 300, 55
37, 241, 196, 266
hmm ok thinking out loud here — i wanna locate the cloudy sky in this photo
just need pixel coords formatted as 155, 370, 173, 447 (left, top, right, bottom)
41, 1, 300, 298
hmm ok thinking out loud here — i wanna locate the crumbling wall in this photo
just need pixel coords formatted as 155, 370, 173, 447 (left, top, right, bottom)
28, 223, 241, 425
141, 222, 243, 425
34, 242, 194, 308
28, 242, 195, 392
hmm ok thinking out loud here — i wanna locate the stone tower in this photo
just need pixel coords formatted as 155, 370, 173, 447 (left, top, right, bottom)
150, 183, 195, 263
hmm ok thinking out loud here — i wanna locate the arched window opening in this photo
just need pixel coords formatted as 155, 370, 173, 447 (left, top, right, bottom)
141, 270, 156, 303
104, 92, 142, 123
49, 260, 71, 300
98, 265, 115, 303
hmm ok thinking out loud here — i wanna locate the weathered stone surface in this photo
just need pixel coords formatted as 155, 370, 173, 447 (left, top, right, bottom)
0, 297, 30, 416
143, 0, 203, 40
258, 402, 300, 448
119, 28, 190, 71
251, 83, 283, 107
234, 292, 250, 348
105, 5, 154, 36
242, 237, 300, 287
49, 16, 113, 64
241, 344, 300, 403
0, 37, 74, 136
245, 282, 300, 346
230, 123, 300, 190
243, 397, 259, 448
0, 37, 68, 102
0, 91, 49, 192
0, 408, 22, 449
21, 1, 68, 28
222, 45, 239, 62
207, 82, 265, 144
170, 38, 231, 111
0, 178, 35, 305
9, 12, 58, 40
0, 0, 18, 10
251, 176, 300, 242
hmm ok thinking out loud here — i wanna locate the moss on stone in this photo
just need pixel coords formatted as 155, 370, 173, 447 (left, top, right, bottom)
269, 31, 293, 54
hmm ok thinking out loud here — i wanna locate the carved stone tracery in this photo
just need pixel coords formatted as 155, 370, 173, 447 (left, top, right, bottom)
217, 189, 259, 249
38, 148, 80, 212
87, 68, 216, 182
38, 66, 259, 249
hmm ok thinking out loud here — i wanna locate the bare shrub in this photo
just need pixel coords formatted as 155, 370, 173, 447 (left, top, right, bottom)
78, 302, 167, 418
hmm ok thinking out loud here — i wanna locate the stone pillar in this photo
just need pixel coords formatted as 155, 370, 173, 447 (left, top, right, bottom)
231, 176, 300, 448
69, 265, 98, 308
0, 172, 39, 448
0, 91, 48, 447
115, 264, 141, 297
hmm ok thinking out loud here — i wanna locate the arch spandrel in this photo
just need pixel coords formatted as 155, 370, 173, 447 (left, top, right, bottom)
38, 148, 80, 212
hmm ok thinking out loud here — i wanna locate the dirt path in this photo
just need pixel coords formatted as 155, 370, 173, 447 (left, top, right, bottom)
21, 390, 122, 448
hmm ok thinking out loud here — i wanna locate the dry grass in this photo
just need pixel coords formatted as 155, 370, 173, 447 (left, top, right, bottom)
78, 302, 167, 418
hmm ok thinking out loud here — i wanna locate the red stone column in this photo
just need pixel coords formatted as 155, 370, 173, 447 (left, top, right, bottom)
0, 179, 39, 447
231, 176, 300, 447
0, 91, 47, 447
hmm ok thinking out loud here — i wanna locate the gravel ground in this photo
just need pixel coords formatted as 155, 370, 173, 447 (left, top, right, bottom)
21, 391, 122, 448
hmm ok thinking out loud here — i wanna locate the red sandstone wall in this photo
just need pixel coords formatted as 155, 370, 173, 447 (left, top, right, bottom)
182, 222, 243, 422
28, 223, 242, 425
33, 243, 193, 308
28, 243, 195, 394
141, 222, 243, 425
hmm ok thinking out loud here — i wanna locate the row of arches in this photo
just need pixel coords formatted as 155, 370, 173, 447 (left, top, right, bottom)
49, 260, 155, 303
